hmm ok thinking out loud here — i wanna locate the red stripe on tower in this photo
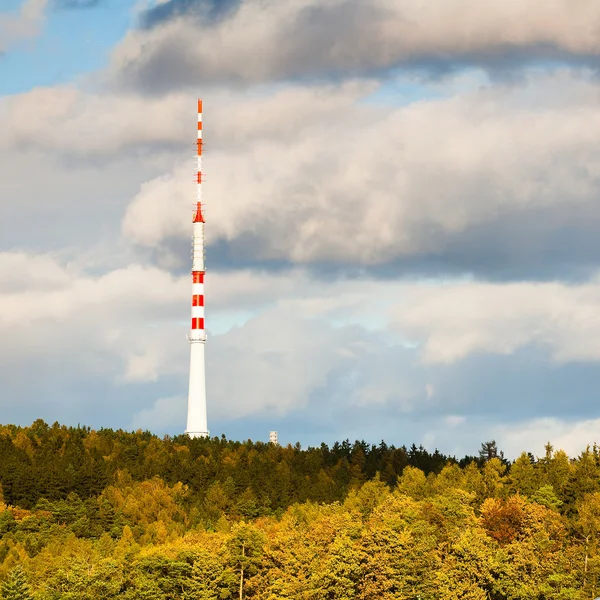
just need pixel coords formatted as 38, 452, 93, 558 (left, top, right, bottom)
191, 318, 205, 330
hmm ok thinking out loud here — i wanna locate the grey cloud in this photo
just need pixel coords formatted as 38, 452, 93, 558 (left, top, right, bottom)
108, 0, 600, 92
0, 150, 164, 257
438, 349, 600, 423
139, 0, 241, 29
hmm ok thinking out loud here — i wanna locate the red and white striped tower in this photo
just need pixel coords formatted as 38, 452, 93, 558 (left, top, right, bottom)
185, 99, 208, 438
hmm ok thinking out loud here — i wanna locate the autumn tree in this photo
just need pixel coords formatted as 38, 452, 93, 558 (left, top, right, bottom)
224, 522, 265, 600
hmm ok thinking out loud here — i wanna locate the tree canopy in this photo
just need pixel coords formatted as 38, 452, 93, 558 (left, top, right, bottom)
0, 421, 598, 598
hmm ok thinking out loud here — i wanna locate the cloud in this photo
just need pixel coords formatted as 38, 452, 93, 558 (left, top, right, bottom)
0, 80, 371, 158
119, 72, 600, 277
0, 0, 48, 53
4, 72, 600, 278
0, 150, 170, 261
139, 0, 240, 28
204, 301, 600, 454
391, 276, 600, 365
0, 252, 189, 381
390, 414, 600, 461
0, 252, 72, 293
108, 0, 600, 91
493, 417, 600, 459
206, 304, 429, 420
2, 252, 600, 454
130, 395, 187, 430
0, 251, 427, 431
0, 252, 380, 394
0, 87, 192, 157
4, 1, 600, 456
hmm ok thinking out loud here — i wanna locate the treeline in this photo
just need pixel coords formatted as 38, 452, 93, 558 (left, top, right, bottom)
0, 419, 468, 513
0, 421, 599, 598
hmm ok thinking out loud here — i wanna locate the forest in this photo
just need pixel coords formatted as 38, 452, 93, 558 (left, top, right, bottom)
0, 420, 599, 598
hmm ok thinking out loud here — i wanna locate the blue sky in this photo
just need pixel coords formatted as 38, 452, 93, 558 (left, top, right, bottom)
1, 0, 134, 94
2, 0, 600, 459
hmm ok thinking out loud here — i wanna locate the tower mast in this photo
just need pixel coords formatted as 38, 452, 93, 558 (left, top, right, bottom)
185, 99, 208, 439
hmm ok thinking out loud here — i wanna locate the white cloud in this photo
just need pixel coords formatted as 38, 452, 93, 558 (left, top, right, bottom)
0, 252, 72, 292
207, 307, 354, 417
206, 303, 430, 419
493, 417, 600, 459
406, 415, 600, 460
0, 253, 425, 422
0, 252, 188, 382
0, 86, 191, 156
0, 81, 370, 156
443, 415, 465, 427
4, 251, 600, 419
119, 71, 600, 269
4, 72, 600, 273
391, 276, 600, 364
4, 0, 600, 452
4, 248, 592, 393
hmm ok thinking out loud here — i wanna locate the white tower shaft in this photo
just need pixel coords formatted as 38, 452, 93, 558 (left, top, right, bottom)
186, 99, 208, 439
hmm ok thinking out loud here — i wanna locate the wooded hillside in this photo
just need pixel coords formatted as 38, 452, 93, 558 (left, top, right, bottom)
0, 420, 598, 598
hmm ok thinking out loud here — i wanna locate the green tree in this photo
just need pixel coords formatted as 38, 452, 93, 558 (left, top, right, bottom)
1, 566, 33, 600
537, 445, 572, 504
531, 485, 562, 511
479, 440, 504, 463
509, 452, 538, 497
491, 501, 580, 599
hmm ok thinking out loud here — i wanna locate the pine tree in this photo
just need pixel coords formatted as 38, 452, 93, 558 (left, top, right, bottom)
479, 440, 505, 463
1, 566, 32, 600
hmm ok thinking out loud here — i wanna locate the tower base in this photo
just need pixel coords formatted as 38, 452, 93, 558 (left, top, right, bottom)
185, 430, 209, 439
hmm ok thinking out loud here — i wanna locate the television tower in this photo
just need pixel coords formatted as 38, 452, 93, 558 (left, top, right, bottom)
185, 99, 208, 438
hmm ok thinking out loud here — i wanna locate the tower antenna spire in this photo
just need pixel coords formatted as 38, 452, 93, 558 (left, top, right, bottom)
185, 99, 208, 439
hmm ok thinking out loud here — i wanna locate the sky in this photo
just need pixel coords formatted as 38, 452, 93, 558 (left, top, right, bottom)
2, 0, 600, 459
